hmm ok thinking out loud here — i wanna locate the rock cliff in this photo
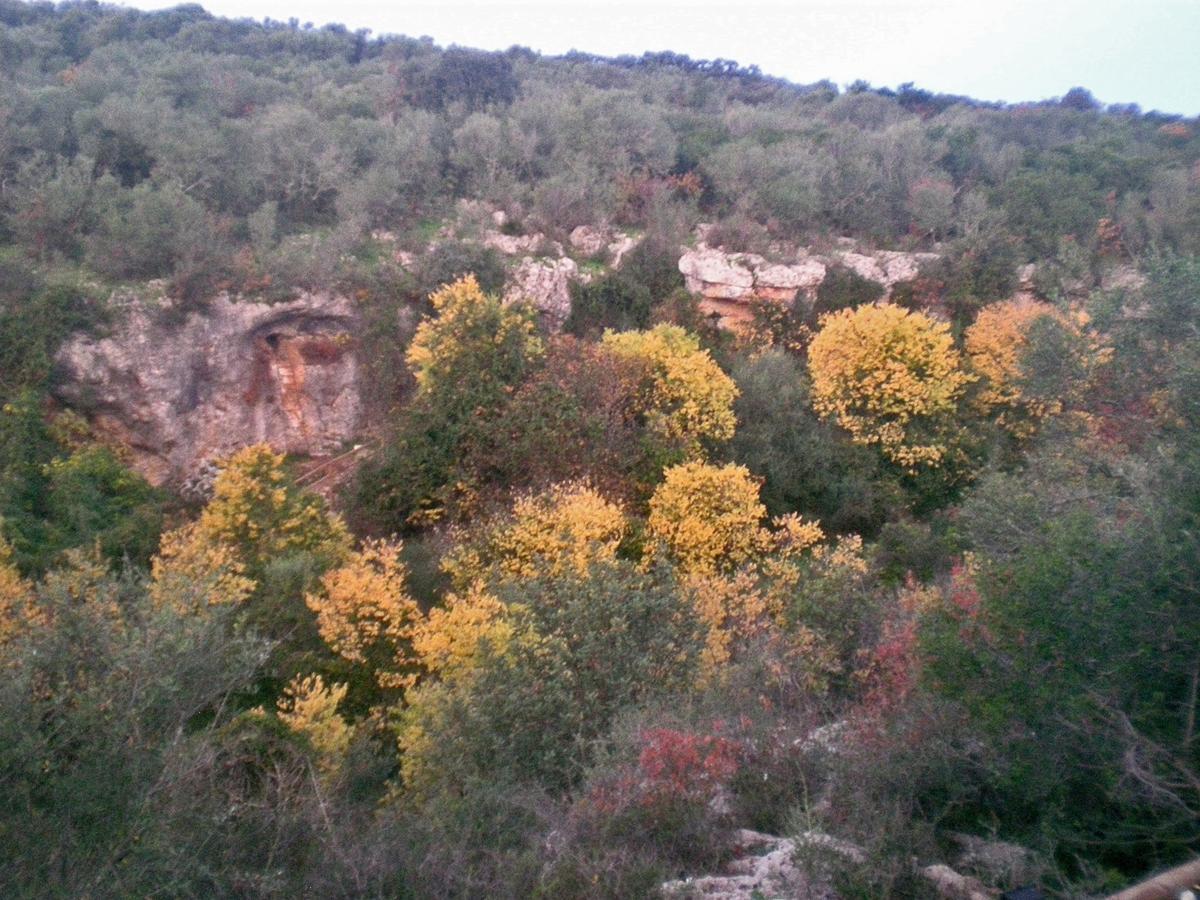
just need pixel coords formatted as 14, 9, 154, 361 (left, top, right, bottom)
54, 292, 362, 485
679, 241, 940, 329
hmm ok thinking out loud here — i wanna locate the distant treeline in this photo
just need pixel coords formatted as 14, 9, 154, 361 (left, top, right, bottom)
0, 0, 1196, 301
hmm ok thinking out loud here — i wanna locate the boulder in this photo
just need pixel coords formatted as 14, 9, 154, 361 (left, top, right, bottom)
837, 251, 887, 284
54, 292, 362, 486
662, 830, 831, 900
679, 247, 756, 300
504, 256, 580, 330
569, 224, 609, 257
877, 250, 941, 288
921, 864, 995, 900
482, 229, 557, 256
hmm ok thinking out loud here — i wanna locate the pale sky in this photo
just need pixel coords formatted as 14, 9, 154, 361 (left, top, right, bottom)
118, 0, 1200, 115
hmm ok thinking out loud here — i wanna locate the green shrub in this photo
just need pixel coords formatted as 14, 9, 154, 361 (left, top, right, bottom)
810, 264, 885, 325
565, 272, 653, 336
729, 350, 895, 534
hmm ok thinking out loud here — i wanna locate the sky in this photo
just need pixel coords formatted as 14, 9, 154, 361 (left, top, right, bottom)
117, 0, 1200, 115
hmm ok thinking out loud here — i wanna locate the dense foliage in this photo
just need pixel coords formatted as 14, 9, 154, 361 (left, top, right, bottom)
1, 3, 1199, 898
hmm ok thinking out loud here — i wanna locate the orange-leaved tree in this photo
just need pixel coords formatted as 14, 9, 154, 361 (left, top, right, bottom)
305, 537, 421, 692
964, 297, 1096, 437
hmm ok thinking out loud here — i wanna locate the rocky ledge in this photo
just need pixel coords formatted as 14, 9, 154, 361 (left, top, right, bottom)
679, 243, 940, 329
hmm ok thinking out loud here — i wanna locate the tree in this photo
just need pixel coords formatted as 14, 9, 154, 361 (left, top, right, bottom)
964, 297, 1091, 437
729, 350, 894, 534
41, 446, 164, 570
0, 567, 269, 895
645, 461, 768, 575
399, 562, 703, 797
305, 538, 421, 693
442, 481, 628, 589
922, 444, 1200, 876
601, 324, 738, 459
411, 583, 512, 680
357, 276, 545, 528
460, 336, 649, 505
808, 304, 971, 470
275, 673, 353, 778
407, 275, 543, 402
182, 444, 350, 581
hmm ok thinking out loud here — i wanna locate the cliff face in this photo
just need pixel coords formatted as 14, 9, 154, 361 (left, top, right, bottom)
54, 292, 362, 485
678, 243, 940, 329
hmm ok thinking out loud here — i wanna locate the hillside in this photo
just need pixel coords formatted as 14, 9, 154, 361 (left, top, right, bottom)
1, 3, 1199, 898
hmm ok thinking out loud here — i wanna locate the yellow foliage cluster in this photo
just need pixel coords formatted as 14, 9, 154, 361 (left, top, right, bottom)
398, 614, 550, 799
150, 445, 349, 612
808, 304, 971, 469
42, 548, 122, 618
646, 462, 768, 575
684, 569, 773, 671
770, 512, 826, 560
150, 521, 255, 611
306, 538, 421, 691
406, 274, 543, 396
411, 583, 513, 679
964, 298, 1089, 437
682, 514, 841, 685
443, 481, 627, 588
601, 324, 738, 455
194, 444, 351, 571
0, 532, 39, 648
277, 673, 352, 776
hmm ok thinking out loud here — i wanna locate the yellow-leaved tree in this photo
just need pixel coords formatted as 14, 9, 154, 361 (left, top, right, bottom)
601, 324, 738, 457
150, 444, 350, 610
808, 304, 971, 469
276, 673, 353, 777
149, 522, 255, 612
407, 274, 543, 402
305, 538, 421, 691
964, 297, 1093, 437
191, 444, 351, 575
645, 463, 829, 673
645, 461, 769, 575
0, 530, 39, 648
411, 583, 513, 680
442, 481, 627, 588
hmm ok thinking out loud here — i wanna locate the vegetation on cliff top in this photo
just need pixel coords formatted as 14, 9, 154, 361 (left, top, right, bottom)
0, 3, 1198, 897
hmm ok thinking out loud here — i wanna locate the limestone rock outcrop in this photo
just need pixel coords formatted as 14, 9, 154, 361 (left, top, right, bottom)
482, 229, 562, 257
678, 247, 826, 329
54, 292, 362, 485
661, 829, 842, 900
569, 224, 640, 266
679, 237, 939, 330
504, 256, 580, 330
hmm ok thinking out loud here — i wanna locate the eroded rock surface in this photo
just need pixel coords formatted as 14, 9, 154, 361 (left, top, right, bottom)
661, 829, 849, 900
679, 238, 939, 330
54, 292, 361, 485
569, 224, 640, 266
504, 256, 580, 330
